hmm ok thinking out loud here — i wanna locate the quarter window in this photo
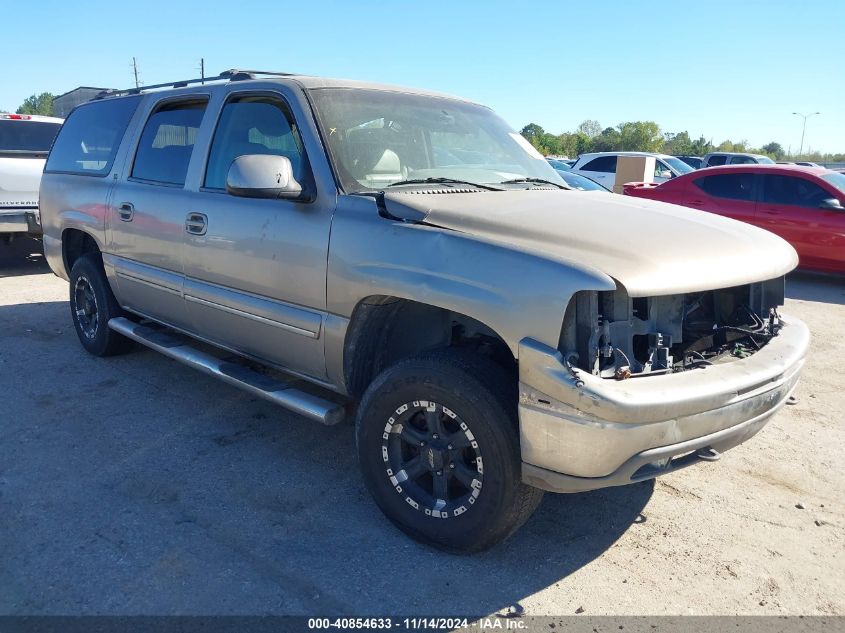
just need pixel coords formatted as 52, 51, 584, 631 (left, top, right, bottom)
581, 155, 617, 173
694, 173, 754, 201
204, 96, 309, 191
45, 96, 141, 176
761, 175, 831, 208
131, 100, 207, 186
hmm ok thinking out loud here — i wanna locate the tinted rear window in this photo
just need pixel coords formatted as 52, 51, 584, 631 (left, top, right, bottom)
45, 97, 141, 176
0, 120, 61, 153
581, 155, 617, 172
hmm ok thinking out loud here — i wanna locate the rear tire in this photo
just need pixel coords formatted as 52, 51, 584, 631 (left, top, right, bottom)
69, 253, 133, 357
356, 349, 543, 553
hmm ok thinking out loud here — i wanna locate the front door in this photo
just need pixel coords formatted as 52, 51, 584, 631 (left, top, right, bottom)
108, 97, 209, 331
182, 91, 335, 380
757, 173, 845, 272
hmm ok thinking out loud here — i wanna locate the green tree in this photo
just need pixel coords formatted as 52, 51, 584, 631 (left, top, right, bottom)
761, 142, 785, 159
617, 121, 663, 152
690, 136, 713, 156
662, 131, 693, 156
592, 127, 621, 152
519, 123, 545, 144
577, 119, 602, 138
16, 92, 55, 116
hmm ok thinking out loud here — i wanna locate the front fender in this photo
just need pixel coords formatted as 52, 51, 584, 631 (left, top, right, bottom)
326, 198, 616, 356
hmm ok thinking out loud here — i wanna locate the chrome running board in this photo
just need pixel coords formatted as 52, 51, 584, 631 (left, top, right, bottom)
108, 317, 345, 425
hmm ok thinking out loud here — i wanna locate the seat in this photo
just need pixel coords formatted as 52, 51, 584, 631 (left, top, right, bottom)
344, 128, 405, 186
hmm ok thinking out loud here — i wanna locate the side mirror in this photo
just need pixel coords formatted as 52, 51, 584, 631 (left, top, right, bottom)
226, 154, 303, 200
819, 198, 844, 211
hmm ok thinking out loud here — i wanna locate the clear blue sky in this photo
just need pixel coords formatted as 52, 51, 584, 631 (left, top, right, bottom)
4, 0, 842, 153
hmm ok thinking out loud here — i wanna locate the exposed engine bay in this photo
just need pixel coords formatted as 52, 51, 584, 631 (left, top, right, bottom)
559, 277, 786, 380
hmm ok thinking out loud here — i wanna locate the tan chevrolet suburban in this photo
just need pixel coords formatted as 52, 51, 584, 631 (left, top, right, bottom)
39, 70, 809, 552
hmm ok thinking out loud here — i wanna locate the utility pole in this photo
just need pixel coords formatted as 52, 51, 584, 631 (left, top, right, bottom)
792, 111, 820, 158
132, 57, 141, 89
199, 58, 205, 84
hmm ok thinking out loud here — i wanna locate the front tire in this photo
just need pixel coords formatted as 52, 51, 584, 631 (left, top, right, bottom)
356, 350, 543, 553
69, 253, 133, 357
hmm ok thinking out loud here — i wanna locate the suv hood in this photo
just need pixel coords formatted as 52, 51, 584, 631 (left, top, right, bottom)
0, 156, 45, 209
383, 189, 798, 297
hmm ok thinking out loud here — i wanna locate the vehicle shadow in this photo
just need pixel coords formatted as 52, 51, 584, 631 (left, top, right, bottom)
786, 271, 845, 306
0, 297, 654, 617
0, 237, 51, 278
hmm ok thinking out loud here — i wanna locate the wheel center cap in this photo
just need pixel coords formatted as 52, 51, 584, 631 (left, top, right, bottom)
426, 446, 444, 471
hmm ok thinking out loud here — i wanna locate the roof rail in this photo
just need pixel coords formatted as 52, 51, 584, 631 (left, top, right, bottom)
92, 69, 299, 100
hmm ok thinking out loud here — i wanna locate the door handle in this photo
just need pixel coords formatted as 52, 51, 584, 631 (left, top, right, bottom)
185, 212, 208, 235
118, 202, 134, 221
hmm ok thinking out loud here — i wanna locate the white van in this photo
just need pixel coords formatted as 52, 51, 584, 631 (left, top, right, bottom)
570, 151, 695, 188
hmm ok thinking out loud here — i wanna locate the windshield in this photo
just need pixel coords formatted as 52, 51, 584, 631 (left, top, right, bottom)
757, 156, 775, 164
547, 158, 572, 172
0, 120, 62, 153
661, 156, 695, 175
308, 88, 565, 192
822, 172, 845, 195
559, 171, 608, 191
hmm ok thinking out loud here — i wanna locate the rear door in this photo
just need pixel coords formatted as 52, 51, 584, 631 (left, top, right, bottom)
757, 173, 845, 271
107, 96, 209, 330
574, 155, 617, 187
180, 88, 335, 380
688, 172, 757, 223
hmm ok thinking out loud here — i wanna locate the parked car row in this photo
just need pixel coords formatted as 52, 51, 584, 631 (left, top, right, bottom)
623, 164, 845, 274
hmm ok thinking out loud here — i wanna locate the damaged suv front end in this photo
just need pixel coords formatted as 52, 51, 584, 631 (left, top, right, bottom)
520, 277, 809, 492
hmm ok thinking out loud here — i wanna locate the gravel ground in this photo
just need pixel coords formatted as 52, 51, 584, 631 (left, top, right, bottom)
1, 237, 842, 616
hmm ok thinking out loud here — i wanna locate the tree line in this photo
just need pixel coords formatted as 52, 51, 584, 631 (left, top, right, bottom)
521, 120, 845, 163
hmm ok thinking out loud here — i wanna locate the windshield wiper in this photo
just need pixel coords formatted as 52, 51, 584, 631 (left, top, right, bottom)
386, 177, 504, 191
499, 177, 570, 190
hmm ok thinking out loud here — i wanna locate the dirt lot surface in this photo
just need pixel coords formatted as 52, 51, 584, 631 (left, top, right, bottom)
1, 237, 843, 616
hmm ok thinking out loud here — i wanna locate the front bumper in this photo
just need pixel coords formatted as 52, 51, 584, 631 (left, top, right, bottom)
518, 315, 809, 492
0, 209, 41, 235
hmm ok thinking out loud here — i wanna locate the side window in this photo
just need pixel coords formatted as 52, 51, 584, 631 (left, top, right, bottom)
655, 160, 673, 179
706, 155, 727, 166
581, 155, 617, 173
131, 100, 207, 186
695, 174, 754, 201
204, 96, 310, 191
729, 155, 756, 165
762, 175, 831, 208
45, 96, 142, 176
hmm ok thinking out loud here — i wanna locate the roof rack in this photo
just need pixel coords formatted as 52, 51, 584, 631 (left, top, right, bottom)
93, 69, 299, 100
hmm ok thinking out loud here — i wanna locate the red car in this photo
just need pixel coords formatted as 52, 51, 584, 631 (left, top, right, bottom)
623, 164, 845, 274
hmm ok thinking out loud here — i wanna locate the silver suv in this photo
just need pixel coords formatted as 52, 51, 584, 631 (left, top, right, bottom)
40, 70, 809, 552
701, 152, 775, 168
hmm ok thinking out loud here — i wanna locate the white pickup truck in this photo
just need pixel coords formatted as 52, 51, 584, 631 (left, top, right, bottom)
0, 113, 63, 241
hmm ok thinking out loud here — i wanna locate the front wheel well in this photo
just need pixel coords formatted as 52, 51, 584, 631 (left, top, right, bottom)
343, 296, 516, 400
62, 229, 101, 273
